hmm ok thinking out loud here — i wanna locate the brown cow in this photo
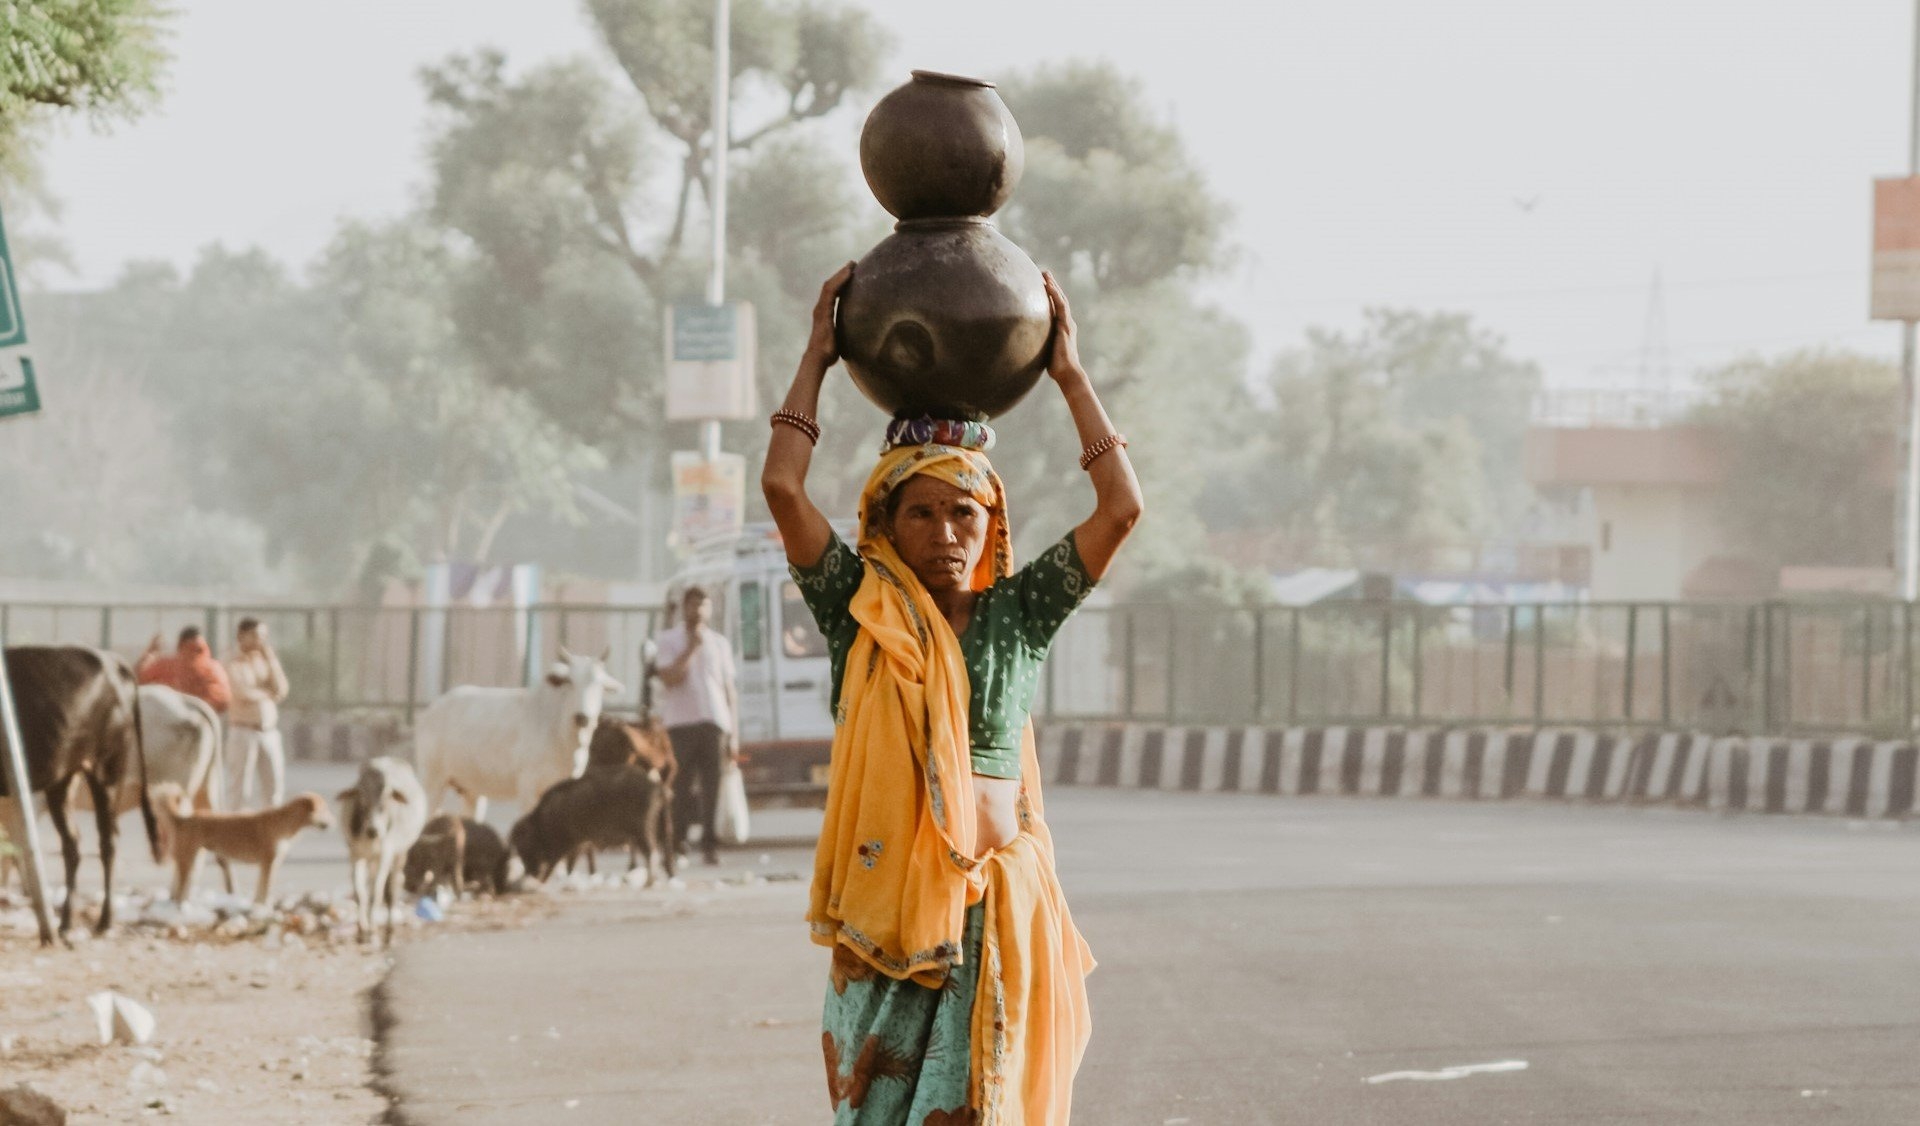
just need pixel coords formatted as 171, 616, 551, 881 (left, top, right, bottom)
1, 645, 159, 937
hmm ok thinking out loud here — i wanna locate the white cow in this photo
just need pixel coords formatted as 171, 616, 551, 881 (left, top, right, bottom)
336, 756, 427, 946
413, 648, 624, 824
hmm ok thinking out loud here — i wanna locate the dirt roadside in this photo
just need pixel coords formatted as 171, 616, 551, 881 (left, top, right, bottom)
0, 890, 559, 1124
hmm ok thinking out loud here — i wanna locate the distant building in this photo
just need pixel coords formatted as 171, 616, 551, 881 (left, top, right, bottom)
1524, 390, 1896, 601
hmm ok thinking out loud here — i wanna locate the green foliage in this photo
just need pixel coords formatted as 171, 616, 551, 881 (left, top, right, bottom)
1691, 349, 1899, 569
420, 53, 661, 447
1210, 309, 1541, 563
0, 0, 168, 115
24, 223, 606, 593
1001, 62, 1228, 291
0, 0, 171, 185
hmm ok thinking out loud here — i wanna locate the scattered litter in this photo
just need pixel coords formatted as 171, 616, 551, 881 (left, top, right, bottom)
119, 890, 352, 943
1364, 1060, 1528, 1085
415, 897, 444, 924
543, 1027, 561, 1040
86, 991, 156, 1046
1801, 1089, 1830, 1097
127, 1061, 168, 1090
564, 1099, 581, 1109
752, 1017, 789, 1028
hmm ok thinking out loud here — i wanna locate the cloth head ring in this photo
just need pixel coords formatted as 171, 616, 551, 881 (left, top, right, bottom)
882, 417, 996, 452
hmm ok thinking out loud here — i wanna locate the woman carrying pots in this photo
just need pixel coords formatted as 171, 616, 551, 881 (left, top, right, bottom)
762, 262, 1143, 1124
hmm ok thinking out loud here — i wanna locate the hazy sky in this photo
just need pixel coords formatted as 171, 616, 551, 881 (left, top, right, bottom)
35, 0, 1920, 388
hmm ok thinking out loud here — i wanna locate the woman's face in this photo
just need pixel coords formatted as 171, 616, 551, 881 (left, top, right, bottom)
885, 476, 990, 594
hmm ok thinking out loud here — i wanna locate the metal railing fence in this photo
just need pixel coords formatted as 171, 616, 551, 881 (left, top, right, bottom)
1, 598, 1913, 736
0, 601, 662, 724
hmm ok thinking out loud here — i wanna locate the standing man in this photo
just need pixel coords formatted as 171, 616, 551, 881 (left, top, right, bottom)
223, 618, 290, 808
649, 587, 737, 866
138, 626, 232, 715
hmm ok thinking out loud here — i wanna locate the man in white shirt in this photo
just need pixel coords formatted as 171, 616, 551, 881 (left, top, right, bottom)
650, 587, 738, 865
222, 617, 290, 808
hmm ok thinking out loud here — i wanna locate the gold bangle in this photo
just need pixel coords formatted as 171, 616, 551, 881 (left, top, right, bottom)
1078, 432, 1128, 471
770, 409, 821, 444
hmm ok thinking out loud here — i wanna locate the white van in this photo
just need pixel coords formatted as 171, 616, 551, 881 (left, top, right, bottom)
663, 523, 853, 805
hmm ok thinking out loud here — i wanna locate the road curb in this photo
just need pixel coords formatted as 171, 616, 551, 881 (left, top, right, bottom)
1036, 724, 1920, 818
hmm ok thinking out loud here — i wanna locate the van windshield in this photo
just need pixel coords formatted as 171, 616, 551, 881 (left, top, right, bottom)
781, 580, 829, 659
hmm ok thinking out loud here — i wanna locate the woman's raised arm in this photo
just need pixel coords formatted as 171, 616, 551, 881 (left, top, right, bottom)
1043, 272, 1144, 581
761, 263, 854, 569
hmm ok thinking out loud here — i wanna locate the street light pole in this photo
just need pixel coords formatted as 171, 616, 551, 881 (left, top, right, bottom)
700, 0, 731, 465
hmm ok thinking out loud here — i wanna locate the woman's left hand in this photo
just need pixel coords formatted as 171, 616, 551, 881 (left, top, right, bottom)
1042, 271, 1084, 382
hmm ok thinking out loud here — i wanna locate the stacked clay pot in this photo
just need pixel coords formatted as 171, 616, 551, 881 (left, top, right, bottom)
835, 71, 1051, 423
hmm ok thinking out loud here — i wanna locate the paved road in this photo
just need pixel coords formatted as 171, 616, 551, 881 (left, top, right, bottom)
377, 790, 1920, 1125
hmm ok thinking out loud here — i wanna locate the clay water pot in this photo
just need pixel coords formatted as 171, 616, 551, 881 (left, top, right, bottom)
838, 218, 1050, 422
859, 70, 1025, 221
837, 70, 1049, 422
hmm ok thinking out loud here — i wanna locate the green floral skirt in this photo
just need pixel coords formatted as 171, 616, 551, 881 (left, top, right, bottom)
823, 902, 984, 1125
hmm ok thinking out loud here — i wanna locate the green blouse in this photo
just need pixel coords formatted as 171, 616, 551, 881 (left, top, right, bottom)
790, 530, 1096, 779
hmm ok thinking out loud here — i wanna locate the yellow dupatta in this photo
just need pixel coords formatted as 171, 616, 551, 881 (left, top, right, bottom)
808, 443, 1095, 1123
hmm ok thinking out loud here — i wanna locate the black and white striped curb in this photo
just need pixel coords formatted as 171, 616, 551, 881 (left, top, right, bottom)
1035, 725, 1920, 819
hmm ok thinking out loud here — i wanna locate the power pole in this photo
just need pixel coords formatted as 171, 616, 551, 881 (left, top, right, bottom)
701, 0, 731, 465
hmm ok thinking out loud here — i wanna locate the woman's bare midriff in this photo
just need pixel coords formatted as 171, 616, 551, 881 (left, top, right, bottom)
972, 773, 1021, 855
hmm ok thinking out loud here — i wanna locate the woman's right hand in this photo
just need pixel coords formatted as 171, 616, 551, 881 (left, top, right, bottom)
806, 262, 855, 367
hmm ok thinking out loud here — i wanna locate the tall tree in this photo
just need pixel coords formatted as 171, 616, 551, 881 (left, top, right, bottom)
31, 225, 606, 592
1210, 309, 1541, 566
1691, 349, 1897, 570
417, 1, 889, 450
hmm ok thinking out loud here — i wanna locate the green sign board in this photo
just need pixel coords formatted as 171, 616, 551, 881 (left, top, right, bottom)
0, 353, 40, 418
671, 303, 738, 362
0, 206, 37, 419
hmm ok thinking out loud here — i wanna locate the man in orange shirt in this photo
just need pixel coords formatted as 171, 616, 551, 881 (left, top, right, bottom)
137, 626, 232, 715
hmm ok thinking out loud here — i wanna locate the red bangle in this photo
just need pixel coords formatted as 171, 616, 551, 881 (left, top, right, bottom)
771, 409, 821, 444
1078, 432, 1128, 471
